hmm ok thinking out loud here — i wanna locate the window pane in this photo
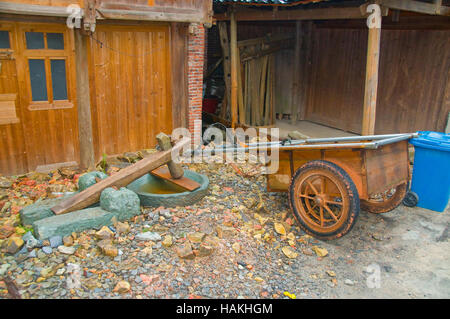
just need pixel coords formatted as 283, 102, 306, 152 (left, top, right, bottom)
0, 31, 10, 49
26, 32, 44, 49
50, 60, 68, 100
47, 33, 64, 50
28, 59, 48, 101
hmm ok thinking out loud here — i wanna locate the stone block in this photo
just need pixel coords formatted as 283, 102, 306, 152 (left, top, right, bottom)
32, 207, 115, 240
78, 171, 108, 191
100, 187, 140, 221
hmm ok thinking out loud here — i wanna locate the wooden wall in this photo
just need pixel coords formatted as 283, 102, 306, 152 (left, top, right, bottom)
0, 21, 80, 175
303, 24, 450, 134
237, 19, 450, 134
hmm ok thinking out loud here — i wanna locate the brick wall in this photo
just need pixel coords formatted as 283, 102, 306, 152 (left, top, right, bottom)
187, 23, 206, 139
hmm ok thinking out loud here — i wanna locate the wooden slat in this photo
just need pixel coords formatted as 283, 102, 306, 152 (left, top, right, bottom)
150, 165, 200, 191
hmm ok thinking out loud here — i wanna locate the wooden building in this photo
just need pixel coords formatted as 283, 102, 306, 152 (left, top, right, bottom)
209, 0, 450, 136
0, 0, 211, 175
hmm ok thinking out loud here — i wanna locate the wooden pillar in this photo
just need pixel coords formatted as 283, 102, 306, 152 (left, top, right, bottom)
170, 23, 188, 129
230, 9, 238, 128
74, 29, 95, 169
362, 22, 381, 135
291, 21, 302, 124
218, 22, 231, 121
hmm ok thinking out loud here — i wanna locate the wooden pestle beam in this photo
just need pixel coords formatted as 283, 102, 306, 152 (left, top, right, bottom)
51, 137, 190, 215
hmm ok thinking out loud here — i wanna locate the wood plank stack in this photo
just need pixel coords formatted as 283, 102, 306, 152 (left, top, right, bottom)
217, 28, 294, 127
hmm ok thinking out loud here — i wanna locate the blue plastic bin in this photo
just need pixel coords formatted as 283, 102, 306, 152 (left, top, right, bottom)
409, 131, 450, 212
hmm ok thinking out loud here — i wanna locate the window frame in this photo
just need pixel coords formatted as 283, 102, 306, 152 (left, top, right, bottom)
18, 25, 74, 111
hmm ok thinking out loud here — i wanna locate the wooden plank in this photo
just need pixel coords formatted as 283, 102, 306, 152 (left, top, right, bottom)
98, 8, 206, 23
214, 6, 371, 22
150, 165, 200, 191
51, 137, 189, 215
0, 3, 73, 17
364, 141, 409, 196
230, 10, 238, 128
362, 24, 382, 135
379, 0, 450, 16
74, 29, 95, 169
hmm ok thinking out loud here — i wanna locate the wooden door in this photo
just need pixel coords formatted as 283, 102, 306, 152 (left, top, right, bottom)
0, 21, 80, 175
0, 22, 27, 174
88, 24, 172, 158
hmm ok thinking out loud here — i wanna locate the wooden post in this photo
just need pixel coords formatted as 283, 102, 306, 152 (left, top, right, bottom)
362, 22, 381, 135
230, 9, 238, 128
218, 22, 231, 120
74, 29, 95, 169
291, 21, 301, 124
170, 23, 188, 129
156, 132, 184, 179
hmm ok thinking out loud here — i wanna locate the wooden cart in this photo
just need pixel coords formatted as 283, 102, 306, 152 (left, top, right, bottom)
263, 133, 417, 240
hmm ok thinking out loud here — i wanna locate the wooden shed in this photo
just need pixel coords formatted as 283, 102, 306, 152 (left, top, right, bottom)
207, 0, 450, 138
0, 0, 211, 175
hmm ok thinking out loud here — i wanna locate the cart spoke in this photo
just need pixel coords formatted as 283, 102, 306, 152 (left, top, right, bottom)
319, 207, 324, 227
307, 180, 319, 195
325, 199, 343, 206
324, 204, 339, 222
299, 194, 315, 200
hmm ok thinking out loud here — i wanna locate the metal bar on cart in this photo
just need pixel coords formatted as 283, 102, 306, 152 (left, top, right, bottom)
210, 133, 418, 150
200, 133, 417, 155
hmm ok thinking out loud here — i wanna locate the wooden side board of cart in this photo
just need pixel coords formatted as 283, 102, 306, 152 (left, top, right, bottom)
265, 133, 417, 240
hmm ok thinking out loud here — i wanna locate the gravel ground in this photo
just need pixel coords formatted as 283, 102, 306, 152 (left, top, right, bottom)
0, 161, 449, 299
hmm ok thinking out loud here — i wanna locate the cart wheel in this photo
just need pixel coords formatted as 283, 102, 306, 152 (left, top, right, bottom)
360, 183, 407, 214
288, 160, 360, 240
402, 191, 419, 207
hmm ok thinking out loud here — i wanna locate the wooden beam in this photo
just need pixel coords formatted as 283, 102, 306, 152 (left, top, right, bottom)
230, 10, 238, 128
74, 30, 95, 170
238, 34, 293, 48
0, 2, 74, 17
362, 24, 382, 135
214, 5, 373, 21
380, 0, 450, 16
97, 8, 206, 23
